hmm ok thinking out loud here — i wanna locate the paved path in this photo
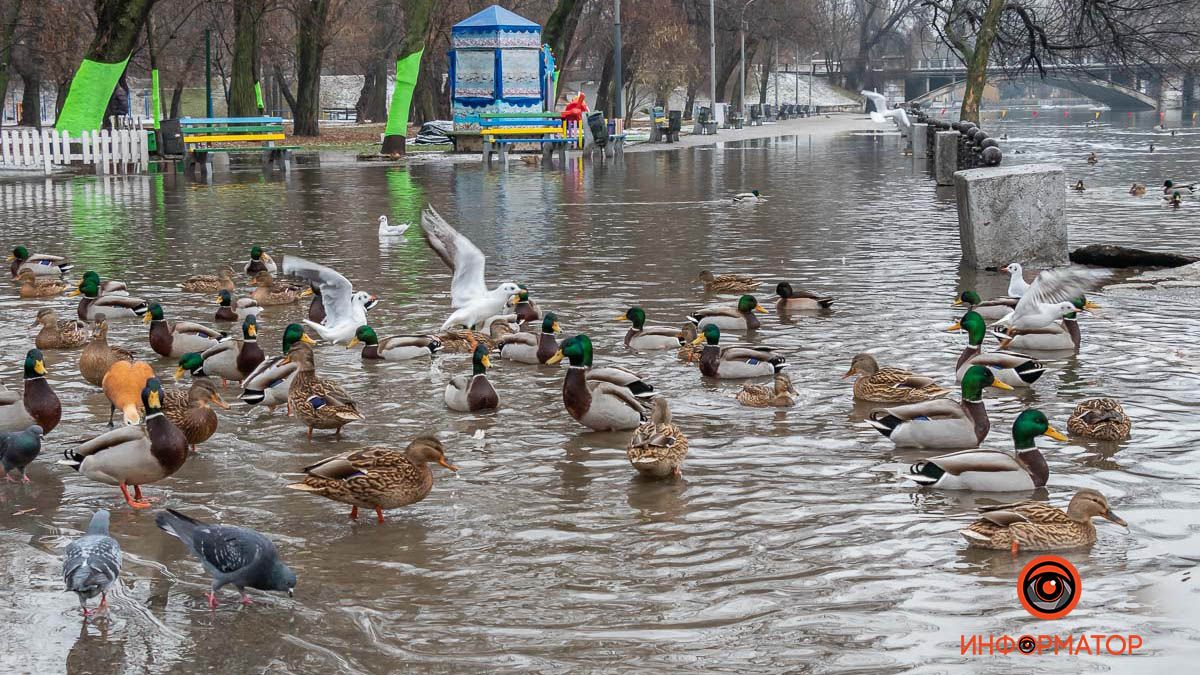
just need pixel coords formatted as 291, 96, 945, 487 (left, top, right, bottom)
625, 113, 884, 153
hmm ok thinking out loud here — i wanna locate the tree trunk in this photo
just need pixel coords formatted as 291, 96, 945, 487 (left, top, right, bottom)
758, 44, 774, 106
594, 44, 614, 117
958, 0, 1005, 123
355, 59, 387, 123
683, 78, 697, 119
293, 0, 331, 136
55, 78, 69, 117
19, 73, 40, 127
273, 62, 298, 116
381, 0, 436, 153
229, 0, 263, 116
542, 0, 583, 104
87, 0, 158, 63
0, 0, 22, 107
169, 79, 184, 117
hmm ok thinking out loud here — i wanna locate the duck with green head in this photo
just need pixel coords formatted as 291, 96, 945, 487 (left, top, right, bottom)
72, 277, 148, 321
775, 282, 835, 311
732, 189, 764, 203
497, 313, 561, 364
444, 344, 499, 412
546, 335, 652, 431
905, 409, 1066, 491
348, 325, 442, 361
692, 324, 785, 379
239, 324, 317, 410
0, 349, 61, 434
949, 310, 1045, 388
145, 303, 224, 359
867, 364, 1013, 449
688, 294, 768, 331
79, 270, 128, 297
510, 286, 541, 324
8, 245, 71, 278
990, 296, 1093, 352
244, 245, 277, 276
214, 289, 261, 323
196, 315, 266, 381
953, 289, 1017, 322
617, 307, 685, 351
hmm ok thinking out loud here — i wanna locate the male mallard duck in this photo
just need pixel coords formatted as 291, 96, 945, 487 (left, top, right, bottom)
1072, 180, 1085, 191
842, 353, 948, 403
736, 373, 797, 407
80, 271, 128, 296
214, 289, 261, 323
286, 342, 364, 438
1086, 152, 1098, 165
250, 271, 306, 306
905, 409, 1066, 491
1129, 183, 1146, 197
14, 269, 67, 297
1162, 179, 1196, 194
689, 294, 767, 331
731, 189, 764, 203
1067, 398, 1131, 441
239, 324, 316, 411
953, 290, 1017, 322
617, 307, 684, 350
79, 315, 134, 387
73, 278, 148, 321
510, 286, 541, 324
497, 313, 560, 364
59, 379, 189, 509
444, 344, 499, 412
244, 245, 277, 276
435, 329, 496, 354
692, 324, 785, 379
162, 378, 229, 451
546, 335, 652, 431
949, 311, 1045, 388
287, 437, 458, 523
774, 282, 834, 310
1166, 190, 1184, 207
627, 398, 688, 478
179, 266, 236, 293
995, 291, 1101, 352
145, 303, 224, 359
349, 325, 442, 362
677, 324, 703, 363
960, 488, 1126, 553
698, 270, 760, 293
8, 246, 71, 278
196, 315, 265, 382
0, 349, 61, 434
102, 359, 155, 426
32, 308, 90, 350
867, 365, 1013, 449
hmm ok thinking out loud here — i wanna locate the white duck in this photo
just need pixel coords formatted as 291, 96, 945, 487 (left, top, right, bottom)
420, 206, 522, 331
378, 215, 409, 237
280, 255, 379, 344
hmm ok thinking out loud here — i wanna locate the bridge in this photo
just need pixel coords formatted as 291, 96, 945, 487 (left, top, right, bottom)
905, 59, 1158, 110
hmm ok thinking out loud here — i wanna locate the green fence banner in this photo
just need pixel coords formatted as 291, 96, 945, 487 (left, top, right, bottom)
56, 57, 131, 135
384, 49, 424, 137
255, 81, 265, 111
150, 68, 161, 129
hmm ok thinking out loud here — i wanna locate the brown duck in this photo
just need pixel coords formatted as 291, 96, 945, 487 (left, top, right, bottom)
79, 315, 135, 387
162, 378, 230, 451
32, 308, 90, 350
627, 398, 688, 478
15, 269, 68, 298
960, 489, 1127, 553
286, 342, 364, 439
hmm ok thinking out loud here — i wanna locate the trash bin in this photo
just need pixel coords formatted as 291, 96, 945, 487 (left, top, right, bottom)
587, 112, 608, 149
159, 119, 184, 156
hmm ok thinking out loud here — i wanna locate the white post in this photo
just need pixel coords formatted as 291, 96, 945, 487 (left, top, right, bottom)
82, 131, 93, 166
41, 130, 53, 175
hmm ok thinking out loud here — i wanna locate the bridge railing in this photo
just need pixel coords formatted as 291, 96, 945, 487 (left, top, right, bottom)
913, 58, 1120, 72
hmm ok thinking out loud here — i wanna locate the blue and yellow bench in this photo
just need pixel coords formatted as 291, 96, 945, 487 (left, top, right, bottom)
475, 113, 574, 166
178, 117, 296, 178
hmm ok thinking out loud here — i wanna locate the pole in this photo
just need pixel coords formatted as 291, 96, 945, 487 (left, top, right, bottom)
613, 0, 623, 120
809, 61, 813, 110
708, 0, 716, 115
739, 26, 745, 116
204, 29, 213, 117
773, 42, 778, 108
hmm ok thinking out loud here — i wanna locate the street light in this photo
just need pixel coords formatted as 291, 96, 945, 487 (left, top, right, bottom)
738, 0, 758, 119
708, 0, 717, 123
613, 0, 622, 121
808, 51, 819, 113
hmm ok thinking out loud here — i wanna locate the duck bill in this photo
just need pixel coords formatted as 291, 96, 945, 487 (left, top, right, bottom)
614, 315, 629, 321
247, 325, 257, 338
437, 458, 459, 471
4, 254, 13, 261
142, 313, 153, 324
1083, 300, 1100, 310
68, 289, 82, 297
989, 380, 1014, 391
346, 337, 360, 349
1103, 509, 1127, 527
211, 395, 231, 410
480, 355, 493, 369
840, 368, 856, 380
34, 360, 46, 375
300, 334, 317, 345
509, 294, 521, 305
299, 287, 314, 298
551, 322, 561, 333
952, 299, 964, 306
1043, 426, 1068, 442
944, 321, 962, 332
173, 366, 185, 381
546, 350, 565, 365
691, 335, 706, 345
754, 305, 768, 314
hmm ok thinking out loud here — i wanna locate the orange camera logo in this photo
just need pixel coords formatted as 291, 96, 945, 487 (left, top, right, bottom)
1018, 556, 1081, 620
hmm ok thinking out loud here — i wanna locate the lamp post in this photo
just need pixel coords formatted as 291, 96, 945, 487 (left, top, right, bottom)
808, 52, 819, 112
613, 0, 623, 120
708, 0, 716, 120
738, 0, 757, 118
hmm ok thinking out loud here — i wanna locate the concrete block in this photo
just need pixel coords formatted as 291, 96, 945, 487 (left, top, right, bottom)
954, 163, 1068, 269
935, 131, 958, 185
911, 123, 928, 159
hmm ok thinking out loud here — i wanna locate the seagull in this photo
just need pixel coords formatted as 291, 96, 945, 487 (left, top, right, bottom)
995, 267, 1109, 333
1005, 263, 1031, 297
861, 90, 910, 136
420, 206, 523, 331
378, 215, 409, 237
280, 255, 378, 343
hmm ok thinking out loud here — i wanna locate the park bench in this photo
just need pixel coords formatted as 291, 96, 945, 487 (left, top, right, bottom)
695, 107, 719, 135
476, 112, 572, 167
762, 104, 775, 121
172, 116, 295, 178
648, 106, 680, 143
726, 104, 745, 130
748, 104, 763, 126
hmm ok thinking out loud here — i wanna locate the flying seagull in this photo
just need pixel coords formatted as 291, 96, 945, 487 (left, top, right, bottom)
861, 90, 911, 136
420, 206, 523, 331
280, 255, 378, 344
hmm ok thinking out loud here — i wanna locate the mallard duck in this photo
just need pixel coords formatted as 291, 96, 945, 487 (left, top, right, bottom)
14, 269, 67, 297
731, 189, 764, 203
1129, 183, 1146, 197
0, 349, 61, 434
435, 329, 496, 354
774, 282, 834, 310
692, 324, 785, 379
905, 409, 1066, 491
179, 266, 236, 293
960, 488, 1126, 553
546, 335, 651, 431
627, 398, 688, 478
214, 289, 261, 323
482, 314, 519, 340
1072, 180, 1085, 192
59, 378, 189, 508
497, 313, 560, 364
244, 245, 277, 276
948, 311, 1045, 388
32, 308, 89, 350
250, 271, 306, 306
172, 351, 212, 382
1086, 152, 1098, 165
995, 295, 1098, 352
102, 359, 155, 426
617, 307, 684, 350
1166, 190, 1184, 207
444, 344, 499, 412
867, 365, 1013, 449
73, 279, 148, 321
510, 286, 541, 324
79, 315, 134, 387
689, 294, 767, 331
195, 315, 265, 382
1067, 398, 1131, 441
735, 373, 797, 407
145, 303, 224, 359
349, 325, 442, 361
842, 353, 948, 403
677, 324, 703, 363
991, 269, 1107, 350
1163, 179, 1196, 194
306, 284, 325, 323
80, 271, 128, 296
162, 378, 229, 451
287, 437, 458, 522
8, 246, 71, 278
239, 324, 316, 411
698, 270, 760, 293
286, 342, 364, 438
953, 290, 1017, 322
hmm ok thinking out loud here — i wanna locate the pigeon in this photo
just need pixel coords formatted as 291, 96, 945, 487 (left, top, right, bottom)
63, 510, 122, 616
155, 509, 296, 607
0, 424, 43, 482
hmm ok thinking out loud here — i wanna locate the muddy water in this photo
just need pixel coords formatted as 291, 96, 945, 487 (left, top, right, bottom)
1, 114, 1198, 673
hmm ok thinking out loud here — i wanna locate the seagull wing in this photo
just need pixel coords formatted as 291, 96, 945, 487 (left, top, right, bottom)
420, 206, 488, 308
1011, 268, 1109, 322
861, 90, 888, 117
281, 255, 353, 327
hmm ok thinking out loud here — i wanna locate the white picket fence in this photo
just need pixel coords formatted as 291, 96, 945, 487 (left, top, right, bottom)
0, 127, 150, 176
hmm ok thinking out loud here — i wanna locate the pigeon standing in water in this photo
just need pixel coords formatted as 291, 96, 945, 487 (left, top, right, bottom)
155, 509, 296, 608
63, 510, 122, 616
0, 425, 43, 482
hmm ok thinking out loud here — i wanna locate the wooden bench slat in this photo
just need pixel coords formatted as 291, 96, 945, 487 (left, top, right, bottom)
192, 146, 299, 154
483, 127, 566, 137
184, 133, 286, 144
491, 138, 574, 144
179, 126, 284, 134
180, 116, 283, 124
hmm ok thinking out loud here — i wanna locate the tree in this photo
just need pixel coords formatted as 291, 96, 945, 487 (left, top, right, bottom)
229, 0, 268, 116
846, 0, 920, 91
292, 0, 333, 136
87, 0, 158, 62
542, 0, 583, 81
381, 0, 435, 153
353, 0, 399, 124
0, 0, 22, 106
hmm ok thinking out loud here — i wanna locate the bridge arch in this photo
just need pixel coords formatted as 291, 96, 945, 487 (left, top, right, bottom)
909, 73, 1155, 111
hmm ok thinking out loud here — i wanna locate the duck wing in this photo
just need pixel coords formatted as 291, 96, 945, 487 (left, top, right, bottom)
421, 206, 488, 309
281, 255, 354, 327
173, 322, 224, 339
871, 398, 965, 423
1012, 268, 1109, 322
978, 500, 1072, 526
589, 381, 649, 417
74, 425, 146, 457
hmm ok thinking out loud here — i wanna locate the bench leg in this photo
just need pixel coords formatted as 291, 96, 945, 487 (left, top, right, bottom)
557, 142, 566, 166
483, 140, 492, 167
498, 143, 508, 165
542, 144, 554, 163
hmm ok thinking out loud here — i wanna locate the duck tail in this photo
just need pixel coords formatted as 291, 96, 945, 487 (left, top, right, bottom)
866, 412, 900, 437
131, 301, 149, 317
769, 356, 787, 373
686, 314, 701, 326
57, 447, 83, 471
906, 461, 944, 485
240, 388, 265, 406
817, 298, 835, 308
59, 263, 74, 275
1015, 360, 1046, 384
428, 337, 443, 354
627, 381, 656, 398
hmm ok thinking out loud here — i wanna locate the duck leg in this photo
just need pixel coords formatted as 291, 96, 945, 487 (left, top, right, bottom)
1010, 539, 1020, 556
306, 426, 313, 440
98, 593, 108, 611
107, 404, 116, 427
119, 482, 151, 509
375, 506, 385, 524
349, 506, 359, 520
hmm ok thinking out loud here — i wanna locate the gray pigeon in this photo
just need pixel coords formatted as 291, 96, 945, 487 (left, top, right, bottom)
63, 510, 122, 616
155, 509, 296, 608
0, 424, 43, 483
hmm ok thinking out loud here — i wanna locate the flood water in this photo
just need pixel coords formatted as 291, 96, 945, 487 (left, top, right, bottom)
1, 111, 1199, 673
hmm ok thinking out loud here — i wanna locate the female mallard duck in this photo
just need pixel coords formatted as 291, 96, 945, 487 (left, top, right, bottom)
0, 349, 61, 434
960, 488, 1126, 553
677, 324, 703, 363
953, 290, 1017, 322
214, 289, 261, 323
434, 329, 495, 354
239, 324, 316, 410
1086, 152, 1098, 165
286, 342, 364, 438
905, 409, 1066, 491
1129, 183, 1147, 197
80, 271, 128, 296
9, 246, 72, 278
14, 269, 67, 297
73, 279, 148, 321
736, 374, 797, 407
698, 270, 760, 293
511, 286, 541, 324
179, 266, 236, 293
162, 378, 229, 451
731, 189, 764, 203
250, 271, 306, 306
497, 313, 560, 364
196, 315, 266, 382
546, 335, 652, 431
444, 344, 499, 412
32, 309, 90, 350
349, 325, 442, 362
102, 359, 155, 426
1067, 398, 1131, 441
692, 324, 786, 379
244, 245, 277, 276
617, 307, 685, 350
145, 303, 224, 359
867, 365, 1013, 449
949, 311, 1045, 388
775, 282, 834, 310
79, 315, 134, 387
842, 353, 948, 403
287, 437, 458, 523
59, 379, 189, 509
482, 314, 520, 341
689, 294, 767, 331
627, 398, 688, 478
306, 284, 325, 323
